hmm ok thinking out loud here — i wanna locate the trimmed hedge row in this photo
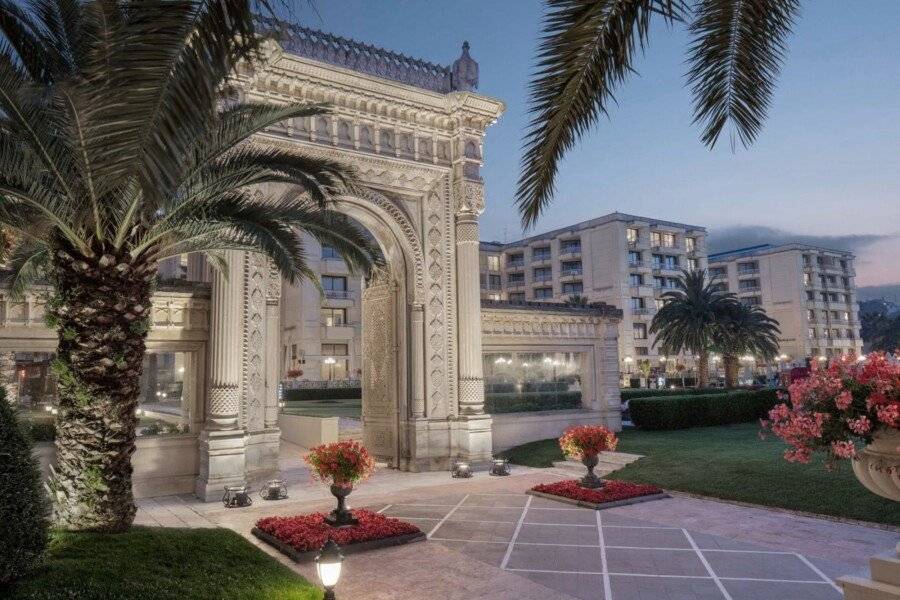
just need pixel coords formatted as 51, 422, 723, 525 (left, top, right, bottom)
485, 391, 582, 414
629, 389, 780, 430
486, 381, 569, 394
283, 387, 361, 402
620, 388, 729, 401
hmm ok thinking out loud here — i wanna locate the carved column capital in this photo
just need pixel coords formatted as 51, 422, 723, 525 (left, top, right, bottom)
454, 179, 485, 217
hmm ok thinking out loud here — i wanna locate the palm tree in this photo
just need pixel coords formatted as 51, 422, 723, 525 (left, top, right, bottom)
565, 293, 591, 306
649, 270, 736, 387
0, 0, 378, 532
517, 0, 800, 227
712, 302, 781, 387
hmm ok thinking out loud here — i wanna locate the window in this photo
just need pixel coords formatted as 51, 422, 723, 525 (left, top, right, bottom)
635, 347, 649, 356
831, 328, 841, 339
841, 311, 849, 321
633, 323, 648, 340
534, 287, 553, 299
652, 253, 664, 268
508, 292, 525, 302
321, 245, 341, 259
629, 273, 644, 286
740, 296, 761, 306
561, 239, 581, 254
533, 267, 552, 282
840, 259, 848, 269
561, 260, 582, 275
630, 297, 645, 310
562, 282, 583, 294
291, 344, 298, 360
820, 292, 828, 301
807, 309, 815, 320
532, 246, 551, 261
808, 328, 816, 339
829, 293, 838, 302
654, 298, 666, 310
804, 273, 811, 285
737, 261, 759, 274
806, 291, 815, 301
626, 228, 639, 244
830, 310, 839, 319
488, 274, 501, 289
819, 275, 827, 287
487, 255, 500, 271
709, 266, 727, 279
803, 254, 811, 266
628, 251, 641, 265
685, 237, 696, 252
687, 258, 698, 271
664, 255, 678, 269
320, 344, 349, 380
322, 308, 347, 326
507, 272, 525, 285
483, 351, 584, 407
846, 329, 854, 339
827, 275, 836, 285
665, 277, 679, 289
712, 282, 728, 292
651, 231, 662, 246
739, 279, 760, 290
841, 276, 849, 287
652, 276, 665, 288
507, 253, 524, 267
322, 275, 348, 299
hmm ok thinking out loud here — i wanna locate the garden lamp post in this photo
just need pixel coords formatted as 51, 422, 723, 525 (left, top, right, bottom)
316, 539, 344, 600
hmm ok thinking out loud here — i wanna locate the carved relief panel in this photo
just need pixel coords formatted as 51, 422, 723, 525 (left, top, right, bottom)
361, 275, 398, 465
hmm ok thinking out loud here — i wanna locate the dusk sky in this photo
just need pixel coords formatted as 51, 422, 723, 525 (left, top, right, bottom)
288, 1, 900, 287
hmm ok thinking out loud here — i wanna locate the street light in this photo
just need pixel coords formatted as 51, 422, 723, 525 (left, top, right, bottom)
316, 540, 344, 600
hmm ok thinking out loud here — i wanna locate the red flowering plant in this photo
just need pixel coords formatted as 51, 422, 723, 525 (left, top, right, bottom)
763, 352, 899, 467
559, 425, 618, 460
304, 440, 376, 488
532, 480, 662, 504
256, 510, 420, 553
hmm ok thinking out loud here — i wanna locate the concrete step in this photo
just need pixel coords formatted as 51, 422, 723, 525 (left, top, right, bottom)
872, 552, 900, 587
840, 576, 900, 600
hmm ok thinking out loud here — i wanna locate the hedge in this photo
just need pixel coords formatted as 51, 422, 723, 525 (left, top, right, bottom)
485, 391, 581, 414
283, 387, 361, 402
485, 381, 569, 394
620, 388, 730, 401
629, 389, 781, 430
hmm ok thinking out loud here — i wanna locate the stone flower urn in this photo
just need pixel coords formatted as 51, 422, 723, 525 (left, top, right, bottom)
852, 429, 900, 502
580, 453, 604, 489
324, 482, 359, 528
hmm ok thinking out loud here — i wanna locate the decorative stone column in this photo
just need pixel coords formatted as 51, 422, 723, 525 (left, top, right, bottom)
410, 303, 426, 418
196, 250, 248, 501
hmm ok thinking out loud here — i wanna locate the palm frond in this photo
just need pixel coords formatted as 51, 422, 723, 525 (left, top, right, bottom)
686, 0, 799, 148
2, 236, 50, 298
516, 0, 684, 229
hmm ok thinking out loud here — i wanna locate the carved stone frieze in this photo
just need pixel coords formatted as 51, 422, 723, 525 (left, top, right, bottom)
242, 252, 268, 432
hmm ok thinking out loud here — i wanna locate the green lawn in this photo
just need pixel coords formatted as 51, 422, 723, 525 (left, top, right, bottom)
501, 423, 900, 527
4, 526, 321, 600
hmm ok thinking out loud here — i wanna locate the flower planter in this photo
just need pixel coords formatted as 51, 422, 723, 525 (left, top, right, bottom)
852, 429, 900, 502
529, 480, 667, 510
580, 453, 603, 489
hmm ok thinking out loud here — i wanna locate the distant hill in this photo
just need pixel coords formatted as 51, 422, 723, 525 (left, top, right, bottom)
858, 284, 900, 304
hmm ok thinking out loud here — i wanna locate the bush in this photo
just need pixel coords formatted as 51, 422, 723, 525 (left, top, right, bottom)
620, 388, 729, 401
0, 388, 49, 584
485, 391, 582, 414
28, 421, 56, 442
283, 387, 361, 402
629, 389, 781, 430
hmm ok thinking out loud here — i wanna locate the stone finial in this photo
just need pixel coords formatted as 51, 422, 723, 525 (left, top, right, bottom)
451, 41, 479, 92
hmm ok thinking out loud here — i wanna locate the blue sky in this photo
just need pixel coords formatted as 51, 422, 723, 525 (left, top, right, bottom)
284, 1, 900, 285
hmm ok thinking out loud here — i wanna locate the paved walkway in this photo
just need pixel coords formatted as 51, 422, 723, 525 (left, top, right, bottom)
134, 444, 899, 599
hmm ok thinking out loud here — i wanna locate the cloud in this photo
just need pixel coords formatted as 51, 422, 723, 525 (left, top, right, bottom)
707, 226, 900, 287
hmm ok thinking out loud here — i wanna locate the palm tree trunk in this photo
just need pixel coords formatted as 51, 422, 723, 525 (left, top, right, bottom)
696, 351, 709, 388
49, 249, 155, 532
723, 355, 739, 388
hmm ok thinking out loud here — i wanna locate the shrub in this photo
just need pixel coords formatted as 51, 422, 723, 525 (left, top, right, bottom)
485, 391, 581, 414
28, 420, 57, 442
620, 388, 729, 401
629, 389, 781, 430
0, 388, 49, 584
283, 387, 361, 401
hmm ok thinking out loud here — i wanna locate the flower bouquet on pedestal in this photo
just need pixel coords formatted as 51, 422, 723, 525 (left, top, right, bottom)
763, 352, 899, 501
305, 441, 376, 527
559, 425, 619, 488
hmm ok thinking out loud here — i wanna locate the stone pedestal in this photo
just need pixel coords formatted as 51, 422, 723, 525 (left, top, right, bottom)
454, 414, 494, 464
196, 430, 249, 502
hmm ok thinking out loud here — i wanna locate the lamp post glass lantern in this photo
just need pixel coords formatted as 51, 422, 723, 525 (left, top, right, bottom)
316, 539, 344, 600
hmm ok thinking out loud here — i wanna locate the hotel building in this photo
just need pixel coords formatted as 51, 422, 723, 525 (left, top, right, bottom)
479, 212, 708, 380
708, 244, 863, 364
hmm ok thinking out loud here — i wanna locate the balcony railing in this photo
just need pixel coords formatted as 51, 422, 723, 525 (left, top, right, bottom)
532, 276, 553, 284
324, 290, 352, 300
737, 268, 760, 276
506, 261, 524, 269
738, 285, 761, 293
560, 245, 582, 255
531, 254, 551, 262
628, 260, 646, 268
561, 268, 583, 277
631, 307, 654, 316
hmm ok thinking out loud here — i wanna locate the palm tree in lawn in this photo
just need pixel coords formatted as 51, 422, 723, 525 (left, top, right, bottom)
0, 0, 379, 532
516, 0, 800, 227
713, 302, 781, 387
649, 270, 736, 387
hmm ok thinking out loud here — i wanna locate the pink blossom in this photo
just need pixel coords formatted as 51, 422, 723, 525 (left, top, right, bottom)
831, 440, 855, 459
847, 416, 872, 435
835, 391, 853, 411
876, 404, 899, 428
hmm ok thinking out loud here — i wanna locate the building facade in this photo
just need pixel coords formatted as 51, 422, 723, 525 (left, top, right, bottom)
479, 213, 708, 383
708, 244, 863, 364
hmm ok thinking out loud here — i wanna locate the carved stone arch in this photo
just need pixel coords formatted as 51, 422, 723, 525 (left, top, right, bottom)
332, 188, 426, 305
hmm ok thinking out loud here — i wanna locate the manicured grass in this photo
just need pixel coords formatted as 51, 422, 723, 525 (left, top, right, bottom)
501, 424, 900, 527
4, 526, 321, 600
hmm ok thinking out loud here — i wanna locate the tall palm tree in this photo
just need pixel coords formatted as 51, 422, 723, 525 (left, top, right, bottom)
649, 269, 736, 387
0, 0, 378, 532
517, 0, 800, 227
712, 302, 781, 387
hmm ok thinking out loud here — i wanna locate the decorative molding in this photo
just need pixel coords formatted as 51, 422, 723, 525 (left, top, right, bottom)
455, 220, 480, 243
481, 308, 616, 339
242, 252, 267, 432
425, 189, 447, 416
454, 180, 485, 216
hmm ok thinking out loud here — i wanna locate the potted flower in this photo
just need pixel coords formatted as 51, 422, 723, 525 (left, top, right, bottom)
305, 441, 376, 527
559, 425, 618, 488
763, 352, 899, 500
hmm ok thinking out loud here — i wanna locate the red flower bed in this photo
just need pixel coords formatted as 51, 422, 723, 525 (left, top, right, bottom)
532, 479, 662, 504
255, 510, 421, 553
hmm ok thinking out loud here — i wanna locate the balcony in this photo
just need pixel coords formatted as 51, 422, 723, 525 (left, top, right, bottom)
737, 268, 760, 276
321, 323, 356, 340
506, 279, 525, 289
631, 307, 654, 316
738, 285, 761, 293
531, 276, 553, 285
560, 268, 582, 279
506, 261, 525, 270
324, 289, 353, 300
481, 283, 502, 291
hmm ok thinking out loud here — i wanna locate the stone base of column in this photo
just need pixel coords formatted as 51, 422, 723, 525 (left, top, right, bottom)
245, 428, 281, 480
454, 413, 494, 464
458, 377, 486, 416
195, 429, 248, 502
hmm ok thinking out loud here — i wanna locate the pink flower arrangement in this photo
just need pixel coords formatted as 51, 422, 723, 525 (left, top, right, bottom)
256, 510, 420, 552
559, 425, 618, 460
763, 352, 899, 467
531, 479, 661, 504
304, 440, 376, 486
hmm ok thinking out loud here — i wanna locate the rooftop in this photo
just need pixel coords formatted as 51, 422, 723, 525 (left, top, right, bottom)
709, 243, 855, 262
481, 211, 706, 250
258, 17, 473, 94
